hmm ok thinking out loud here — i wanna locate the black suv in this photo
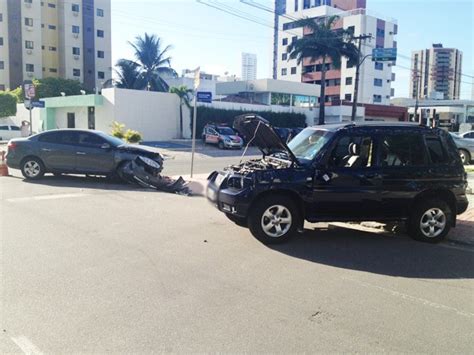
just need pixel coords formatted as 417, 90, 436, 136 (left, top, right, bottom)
207, 115, 469, 244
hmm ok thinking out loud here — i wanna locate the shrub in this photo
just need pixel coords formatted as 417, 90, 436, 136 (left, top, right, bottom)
0, 91, 17, 118
193, 106, 307, 134
111, 121, 125, 139
124, 129, 142, 144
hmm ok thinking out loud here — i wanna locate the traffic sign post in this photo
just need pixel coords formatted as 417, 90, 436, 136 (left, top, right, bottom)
196, 91, 212, 103
23, 80, 36, 135
372, 48, 397, 62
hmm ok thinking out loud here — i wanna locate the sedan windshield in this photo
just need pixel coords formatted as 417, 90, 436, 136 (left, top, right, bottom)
217, 127, 235, 135
288, 128, 333, 161
97, 132, 126, 147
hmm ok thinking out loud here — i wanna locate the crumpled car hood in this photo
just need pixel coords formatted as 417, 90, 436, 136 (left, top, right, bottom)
233, 114, 297, 163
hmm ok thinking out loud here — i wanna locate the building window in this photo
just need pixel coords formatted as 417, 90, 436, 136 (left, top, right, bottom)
375, 62, 383, 70
98, 71, 105, 79
25, 40, 34, 49
0, 85, 5, 90
281, 68, 287, 76
0, 37, 3, 46
97, 29, 104, 38
24, 0, 33, 3
373, 94, 382, 103
48, 24, 56, 30
72, 4, 80, 12
26, 64, 34, 72
0, 13, 3, 22
291, 36, 297, 44
49, 68, 57, 73
0, 61, 4, 70
347, 26, 355, 35
345, 77, 352, 85
73, 68, 81, 76
72, 47, 80, 55
294, 0, 298, 11
49, 46, 57, 51
374, 78, 383, 87
282, 38, 288, 46
290, 67, 297, 75
376, 28, 385, 37
97, 8, 104, 17
282, 53, 287, 61
72, 25, 80, 34
97, 50, 104, 58
48, 3, 56, 8
25, 17, 34, 27
344, 93, 352, 101
346, 61, 354, 69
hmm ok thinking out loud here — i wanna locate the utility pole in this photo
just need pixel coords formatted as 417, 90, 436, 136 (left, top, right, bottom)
351, 34, 373, 122
413, 72, 420, 123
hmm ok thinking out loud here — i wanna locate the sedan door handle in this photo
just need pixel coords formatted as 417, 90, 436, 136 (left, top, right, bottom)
76, 151, 86, 155
41, 148, 52, 152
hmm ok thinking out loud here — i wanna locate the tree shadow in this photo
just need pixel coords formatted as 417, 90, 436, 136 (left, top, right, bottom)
269, 225, 474, 279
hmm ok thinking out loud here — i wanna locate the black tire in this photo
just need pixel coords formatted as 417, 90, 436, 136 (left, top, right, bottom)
408, 199, 452, 243
218, 141, 225, 150
248, 195, 301, 244
225, 213, 248, 228
459, 149, 471, 165
21, 156, 45, 180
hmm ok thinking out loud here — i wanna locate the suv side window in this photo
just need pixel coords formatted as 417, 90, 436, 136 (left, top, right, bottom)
378, 134, 426, 167
329, 135, 375, 168
425, 136, 448, 164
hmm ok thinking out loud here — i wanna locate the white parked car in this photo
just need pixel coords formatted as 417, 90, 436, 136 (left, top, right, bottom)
459, 131, 474, 139
0, 124, 22, 141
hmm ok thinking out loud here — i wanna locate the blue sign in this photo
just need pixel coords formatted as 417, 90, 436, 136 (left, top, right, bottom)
196, 91, 212, 103
372, 48, 397, 62
31, 100, 45, 108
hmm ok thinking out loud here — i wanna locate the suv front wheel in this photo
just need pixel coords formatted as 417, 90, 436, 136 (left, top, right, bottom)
248, 195, 300, 244
408, 199, 451, 243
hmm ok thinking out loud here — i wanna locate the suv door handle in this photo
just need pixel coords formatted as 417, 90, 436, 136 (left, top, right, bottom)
41, 148, 52, 152
76, 151, 86, 155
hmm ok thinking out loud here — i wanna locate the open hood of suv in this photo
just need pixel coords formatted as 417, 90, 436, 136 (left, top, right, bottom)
233, 114, 298, 163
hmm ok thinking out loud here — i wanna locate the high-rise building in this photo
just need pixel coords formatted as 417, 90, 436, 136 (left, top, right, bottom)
0, 0, 111, 92
410, 44, 463, 100
241, 53, 257, 81
273, 0, 398, 105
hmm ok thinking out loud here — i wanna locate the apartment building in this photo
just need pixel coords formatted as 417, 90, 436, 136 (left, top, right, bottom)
241, 52, 257, 81
273, 0, 397, 105
410, 44, 463, 100
0, 0, 111, 92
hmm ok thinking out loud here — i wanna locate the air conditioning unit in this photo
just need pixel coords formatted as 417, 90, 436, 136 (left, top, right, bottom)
26, 49, 33, 54
73, 33, 79, 38
26, 26, 33, 31
25, 3, 32, 8
73, 55, 80, 60
73, 11, 79, 16
27, 72, 34, 77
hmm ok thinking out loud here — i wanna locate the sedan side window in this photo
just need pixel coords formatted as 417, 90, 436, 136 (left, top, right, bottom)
39, 132, 61, 143
329, 135, 374, 168
0, 125, 9, 130
79, 133, 106, 148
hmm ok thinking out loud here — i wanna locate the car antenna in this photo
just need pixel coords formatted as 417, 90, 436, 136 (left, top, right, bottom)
239, 120, 262, 164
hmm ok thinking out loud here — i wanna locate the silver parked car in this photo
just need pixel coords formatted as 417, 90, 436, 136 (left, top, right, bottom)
450, 133, 474, 164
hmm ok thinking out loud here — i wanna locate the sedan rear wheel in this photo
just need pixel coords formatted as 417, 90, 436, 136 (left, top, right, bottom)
21, 157, 45, 180
459, 149, 471, 165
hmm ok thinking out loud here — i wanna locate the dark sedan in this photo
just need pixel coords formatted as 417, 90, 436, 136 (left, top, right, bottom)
6, 129, 164, 179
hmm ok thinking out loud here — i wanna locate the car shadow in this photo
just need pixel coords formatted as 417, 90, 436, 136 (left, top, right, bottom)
22, 174, 155, 192
269, 225, 474, 279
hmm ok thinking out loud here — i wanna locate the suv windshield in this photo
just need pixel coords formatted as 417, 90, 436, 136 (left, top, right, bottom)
216, 127, 235, 135
288, 128, 333, 161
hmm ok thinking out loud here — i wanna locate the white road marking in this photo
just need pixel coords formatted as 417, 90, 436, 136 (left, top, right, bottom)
342, 277, 474, 318
11, 336, 44, 355
6, 193, 90, 203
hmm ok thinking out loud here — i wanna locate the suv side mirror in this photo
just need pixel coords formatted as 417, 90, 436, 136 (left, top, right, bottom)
101, 143, 111, 150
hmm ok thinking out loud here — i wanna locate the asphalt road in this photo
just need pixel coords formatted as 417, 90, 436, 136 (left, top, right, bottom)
1, 150, 474, 353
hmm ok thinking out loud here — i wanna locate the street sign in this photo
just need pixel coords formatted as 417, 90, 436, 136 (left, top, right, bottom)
372, 47, 397, 62
24, 99, 32, 110
196, 91, 212, 103
23, 80, 36, 99
31, 100, 45, 108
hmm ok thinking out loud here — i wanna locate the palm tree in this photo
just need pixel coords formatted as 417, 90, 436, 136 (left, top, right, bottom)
287, 16, 359, 125
169, 85, 192, 138
115, 33, 177, 92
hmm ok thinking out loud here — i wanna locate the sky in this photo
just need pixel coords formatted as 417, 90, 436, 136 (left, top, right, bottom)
111, 0, 474, 99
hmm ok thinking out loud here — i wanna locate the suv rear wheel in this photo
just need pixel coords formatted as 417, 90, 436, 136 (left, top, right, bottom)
248, 195, 300, 244
408, 199, 451, 243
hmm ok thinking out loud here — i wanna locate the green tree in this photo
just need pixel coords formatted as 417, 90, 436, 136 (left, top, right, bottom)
117, 33, 177, 92
0, 91, 17, 118
287, 16, 359, 125
169, 85, 192, 138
